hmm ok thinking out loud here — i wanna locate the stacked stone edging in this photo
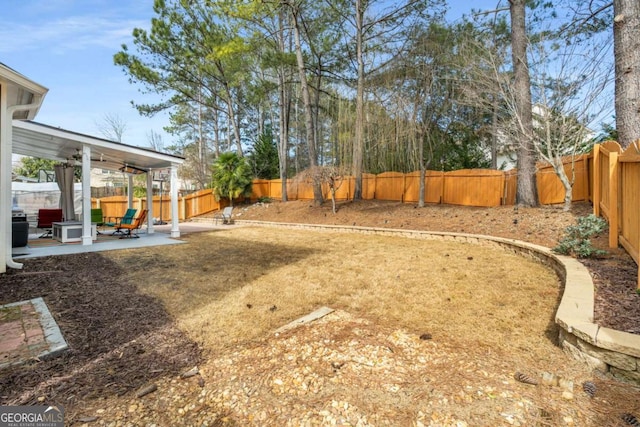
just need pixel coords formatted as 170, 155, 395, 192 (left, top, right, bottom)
234, 219, 640, 385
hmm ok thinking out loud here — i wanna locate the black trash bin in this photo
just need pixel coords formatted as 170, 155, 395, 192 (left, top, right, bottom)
12, 219, 29, 248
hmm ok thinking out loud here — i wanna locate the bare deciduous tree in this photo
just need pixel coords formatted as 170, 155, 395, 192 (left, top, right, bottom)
527, 36, 613, 211
147, 130, 165, 151
294, 165, 346, 213
96, 113, 127, 142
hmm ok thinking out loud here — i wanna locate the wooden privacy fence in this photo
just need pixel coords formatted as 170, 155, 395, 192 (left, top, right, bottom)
93, 190, 223, 223
94, 154, 592, 220
252, 155, 591, 208
592, 141, 640, 289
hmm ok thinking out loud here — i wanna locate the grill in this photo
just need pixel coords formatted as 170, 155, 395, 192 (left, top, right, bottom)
12, 209, 27, 222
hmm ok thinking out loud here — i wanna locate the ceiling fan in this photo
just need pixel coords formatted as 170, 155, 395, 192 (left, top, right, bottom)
69, 149, 107, 163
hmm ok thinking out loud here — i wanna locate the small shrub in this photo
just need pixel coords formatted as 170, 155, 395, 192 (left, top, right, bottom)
257, 196, 272, 203
553, 214, 608, 258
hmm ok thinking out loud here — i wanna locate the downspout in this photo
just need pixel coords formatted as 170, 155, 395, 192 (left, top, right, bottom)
4, 102, 42, 270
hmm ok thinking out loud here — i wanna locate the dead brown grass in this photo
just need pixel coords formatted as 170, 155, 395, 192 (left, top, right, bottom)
107, 226, 564, 369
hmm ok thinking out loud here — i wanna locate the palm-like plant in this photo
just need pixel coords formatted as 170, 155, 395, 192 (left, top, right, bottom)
211, 152, 253, 206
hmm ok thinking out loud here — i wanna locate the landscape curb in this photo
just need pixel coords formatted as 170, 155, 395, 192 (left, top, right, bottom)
234, 219, 640, 386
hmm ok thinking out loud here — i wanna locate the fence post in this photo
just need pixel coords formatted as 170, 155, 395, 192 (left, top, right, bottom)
593, 144, 601, 216
608, 151, 619, 248
402, 173, 406, 203
582, 153, 589, 202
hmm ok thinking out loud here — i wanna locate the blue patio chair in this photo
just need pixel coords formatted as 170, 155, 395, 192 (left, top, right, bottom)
112, 208, 137, 235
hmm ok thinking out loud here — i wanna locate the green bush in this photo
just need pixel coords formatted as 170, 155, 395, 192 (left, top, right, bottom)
552, 214, 608, 258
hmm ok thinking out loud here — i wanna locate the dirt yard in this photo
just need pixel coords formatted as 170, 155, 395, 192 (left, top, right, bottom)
0, 200, 638, 426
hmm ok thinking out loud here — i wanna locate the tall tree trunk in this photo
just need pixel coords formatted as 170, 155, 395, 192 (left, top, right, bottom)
217, 67, 243, 156
509, 0, 538, 206
491, 97, 499, 169
278, 72, 291, 201
314, 59, 323, 165
277, 6, 290, 201
212, 94, 221, 157
418, 131, 425, 208
197, 87, 207, 188
353, 0, 365, 200
291, 5, 323, 205
613, 0, 640, 149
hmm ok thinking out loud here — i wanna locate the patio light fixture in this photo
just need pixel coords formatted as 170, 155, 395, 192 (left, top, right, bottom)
120, 164, 147, 175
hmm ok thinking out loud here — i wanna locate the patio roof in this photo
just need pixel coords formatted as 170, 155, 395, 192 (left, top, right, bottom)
13, 120, 184, 173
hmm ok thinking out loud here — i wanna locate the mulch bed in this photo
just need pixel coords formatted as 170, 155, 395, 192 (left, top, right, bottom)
0, 253, 201, 418
583, 248, 640, 335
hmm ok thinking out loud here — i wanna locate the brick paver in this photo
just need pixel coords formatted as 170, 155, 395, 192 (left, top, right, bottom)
0, 301, 49, 367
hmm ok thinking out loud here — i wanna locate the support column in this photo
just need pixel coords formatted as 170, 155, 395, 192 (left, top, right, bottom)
0, 83, 10, 273
128, 174, 134, 208
170, 165, 180, 238
146, 172, 154, 234
81, 145, 93, 245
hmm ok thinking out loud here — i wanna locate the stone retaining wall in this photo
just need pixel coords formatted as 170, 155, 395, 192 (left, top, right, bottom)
235, 219, 640, 386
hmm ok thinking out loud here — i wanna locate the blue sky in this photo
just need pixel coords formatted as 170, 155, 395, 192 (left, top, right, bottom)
1, 1, 500, 152
1, 0, 170, 148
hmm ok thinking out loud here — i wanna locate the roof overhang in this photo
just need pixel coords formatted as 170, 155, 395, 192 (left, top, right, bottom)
0, 63, 48, 119
12, 120, 184, 173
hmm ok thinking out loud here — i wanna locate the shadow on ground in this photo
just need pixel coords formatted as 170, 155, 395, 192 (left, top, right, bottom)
0, 252, 200, 413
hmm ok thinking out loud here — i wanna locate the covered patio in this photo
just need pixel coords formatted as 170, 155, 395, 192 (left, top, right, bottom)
12, 225, 186, 260
10, 221, 236, 261
1, 62, 185, 273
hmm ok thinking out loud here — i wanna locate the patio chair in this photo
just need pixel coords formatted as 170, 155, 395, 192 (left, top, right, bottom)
111, 208, 137, 235
117, 209, 148, 239
37, 208, 63, 238
91, 208, 106, 234
214, 206, 234, 225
